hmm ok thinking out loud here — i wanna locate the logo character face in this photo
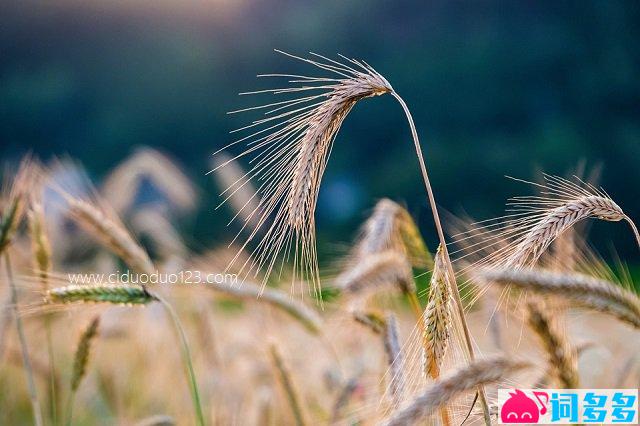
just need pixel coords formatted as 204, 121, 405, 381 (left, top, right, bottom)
501, 390, 547, 423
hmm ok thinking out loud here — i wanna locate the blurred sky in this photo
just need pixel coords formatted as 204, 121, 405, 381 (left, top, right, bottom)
1, 0, 639, 261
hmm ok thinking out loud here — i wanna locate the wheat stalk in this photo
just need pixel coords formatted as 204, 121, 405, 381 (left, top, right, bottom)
526, 299, 579, 388
28, 197, 58, 425
1, 158, 43, 426
382, 357, 529, 426
46, 284, 158, 305
479, 268, 640, 328
269, 344, 308, 426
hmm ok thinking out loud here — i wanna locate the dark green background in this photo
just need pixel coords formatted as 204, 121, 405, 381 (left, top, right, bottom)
2, 0, 639, 264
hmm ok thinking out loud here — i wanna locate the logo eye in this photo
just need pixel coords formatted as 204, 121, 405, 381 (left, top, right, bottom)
507, 412, 518, 419
522, 412, 533, 419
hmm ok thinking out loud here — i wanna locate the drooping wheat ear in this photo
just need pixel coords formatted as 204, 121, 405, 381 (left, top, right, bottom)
28, 200, 51, 289
223, 51, 490, 421
422, 246, 453, 380
336, 250, 415, 298
383, 313, 406, 407
269, 344, 309, 426
463, 175, 637, 272
526, 299, 579, 388
208, 278, 322, 334
355, 199, 432, 268
102, 146, 197, 215
70, 316, 99, 392
478, 268, 640, 328
382, 357, 530, 426
63, 195, 155, 275
46, 284, 158, 305
215, 51, 392, 296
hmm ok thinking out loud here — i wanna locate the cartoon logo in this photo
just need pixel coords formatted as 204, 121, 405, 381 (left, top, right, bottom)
501, 389, 548, 423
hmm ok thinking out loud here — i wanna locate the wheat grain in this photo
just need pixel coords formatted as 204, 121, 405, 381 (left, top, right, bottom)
382, 357, 529, 426
47, 284, 157, 305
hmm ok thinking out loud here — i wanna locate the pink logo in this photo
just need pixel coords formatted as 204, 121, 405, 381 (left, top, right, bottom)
501, 389, 548, 423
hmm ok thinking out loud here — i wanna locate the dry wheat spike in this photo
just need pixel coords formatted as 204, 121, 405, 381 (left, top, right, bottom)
382, 356, 529, 426
422, 246, 453, 380
479, 268, 640, 328
213, 51, 393, 297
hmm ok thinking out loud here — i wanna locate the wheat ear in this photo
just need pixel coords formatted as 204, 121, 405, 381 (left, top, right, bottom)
382, 357, 529, 426
355, 199, 432, 267
63, 195, 155, 275
337, 250, 415, 298
47, 284, 158, 305
269, 344, 308, 426
383, 313, 406, 407
526, 300, 579, 388
422, 246, 453, 379
217, 52, 392, 296
66, 316, 100, 426
479, 268, 640, 328
209, 279, 322, 334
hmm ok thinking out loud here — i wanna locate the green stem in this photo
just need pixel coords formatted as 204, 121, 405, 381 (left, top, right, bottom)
156, 294, 205, 426
4, 252, 44, 426
45, 317, 58, 426
64, 389, 75, 426
391, 92, 492, 425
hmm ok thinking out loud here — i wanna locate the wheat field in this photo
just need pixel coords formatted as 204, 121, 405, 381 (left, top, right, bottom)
1, 53, 639, 426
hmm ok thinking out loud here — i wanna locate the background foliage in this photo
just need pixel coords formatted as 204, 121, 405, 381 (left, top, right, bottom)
2, 0, 639, 262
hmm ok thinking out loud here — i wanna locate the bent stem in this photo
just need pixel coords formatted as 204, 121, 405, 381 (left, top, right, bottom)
624, 216, 640, 251
391, 91, 492, 425
155, 294, 205, 426
4, 253, 44, 426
